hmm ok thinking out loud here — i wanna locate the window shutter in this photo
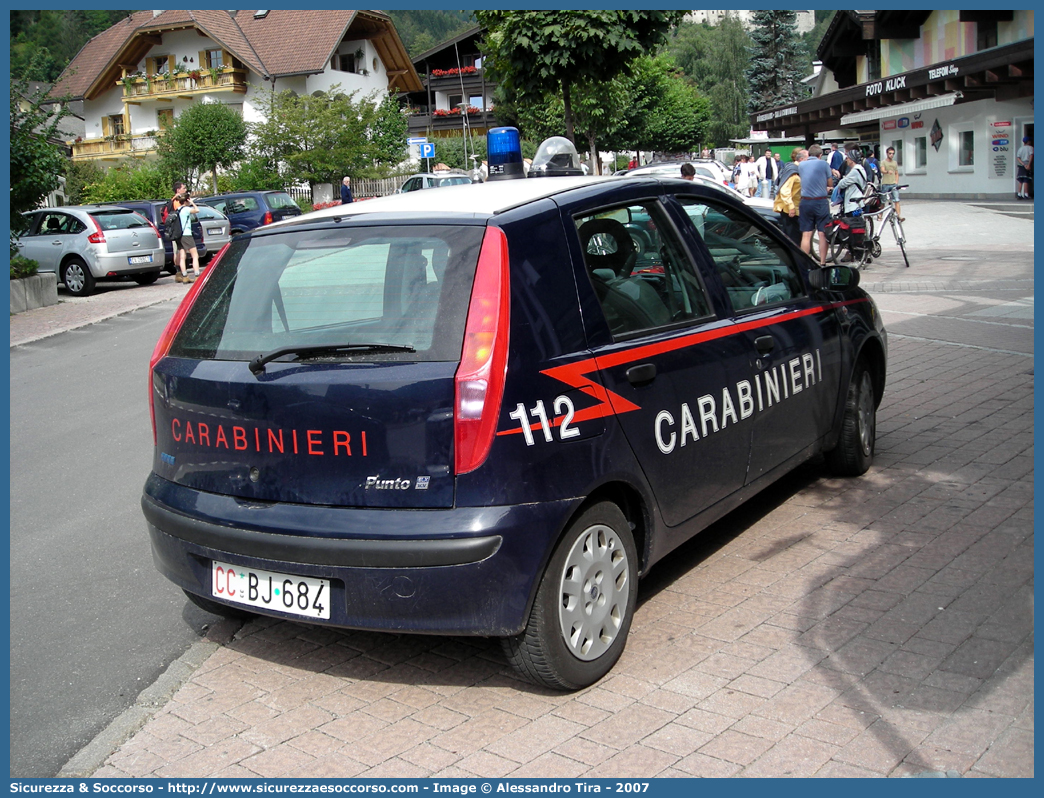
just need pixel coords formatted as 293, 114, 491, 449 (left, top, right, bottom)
167, 55, 175, 73
198, 50, 207, 69
221, 50, 231, 68
102, 116, 111, 137
146, 59, 154, 77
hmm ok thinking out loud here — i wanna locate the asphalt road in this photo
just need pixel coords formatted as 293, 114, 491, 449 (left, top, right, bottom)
9, 303, 218, 777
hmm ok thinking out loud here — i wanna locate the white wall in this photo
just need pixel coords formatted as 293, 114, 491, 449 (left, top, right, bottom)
879, 96, 1033, 197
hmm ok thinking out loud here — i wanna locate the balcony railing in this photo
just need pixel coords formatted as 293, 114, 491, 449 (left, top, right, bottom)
119, 68, 248, 101
406, 109, 498, 136
72, 132, 161, 160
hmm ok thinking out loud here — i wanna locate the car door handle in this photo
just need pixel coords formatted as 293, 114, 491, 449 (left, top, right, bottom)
52, 240, 63, 245
755, 335, 775, 355
626, 363, 657, 385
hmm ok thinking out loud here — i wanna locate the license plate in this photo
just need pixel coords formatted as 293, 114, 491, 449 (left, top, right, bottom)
211, 561, 331, 619
207, 228, 223, 235
128, 255, 153, 264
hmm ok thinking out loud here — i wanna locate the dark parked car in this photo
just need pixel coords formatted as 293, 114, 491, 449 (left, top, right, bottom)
144, 174, 886, 690
112, 200, 207, 273
16, 205, 164, 296
197, 191, 302, 235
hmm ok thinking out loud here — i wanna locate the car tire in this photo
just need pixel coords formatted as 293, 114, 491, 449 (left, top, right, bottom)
826, 359, 877, 476
183, 589, 256, 620
133, 271, 160, 286
61, 257, 95, 297
502, 501, 637, 690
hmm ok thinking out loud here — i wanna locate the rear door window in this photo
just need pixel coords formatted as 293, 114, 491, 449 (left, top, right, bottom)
169, 224, 485, 363
574, 201, 712, 338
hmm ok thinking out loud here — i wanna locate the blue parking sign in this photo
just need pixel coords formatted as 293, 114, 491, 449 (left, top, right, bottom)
420, 142, 436, 159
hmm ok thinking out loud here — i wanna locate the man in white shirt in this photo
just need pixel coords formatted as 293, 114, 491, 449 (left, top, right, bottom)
1016, 136, 1033, 200
756, 149, 779, 199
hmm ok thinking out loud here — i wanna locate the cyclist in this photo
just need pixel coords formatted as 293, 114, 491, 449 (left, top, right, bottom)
880, 146, 904, 221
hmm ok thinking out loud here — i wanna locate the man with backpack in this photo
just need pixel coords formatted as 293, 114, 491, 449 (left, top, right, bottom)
162, 181, 200, 283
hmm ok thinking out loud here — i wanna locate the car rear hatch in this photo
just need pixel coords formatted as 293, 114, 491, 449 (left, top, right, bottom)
90, 209, 158, 257
151, 221, 488, 509
264, 191, 304, 223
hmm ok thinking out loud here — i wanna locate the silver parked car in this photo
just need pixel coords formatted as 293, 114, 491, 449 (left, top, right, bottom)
193, 203, 231, 260
16, 206, 165, 296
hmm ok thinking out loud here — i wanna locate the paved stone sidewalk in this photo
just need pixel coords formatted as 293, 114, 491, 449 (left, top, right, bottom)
84, 332, 1033, 778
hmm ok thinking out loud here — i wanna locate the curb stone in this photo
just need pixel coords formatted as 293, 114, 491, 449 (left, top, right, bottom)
57, 618, 244, 778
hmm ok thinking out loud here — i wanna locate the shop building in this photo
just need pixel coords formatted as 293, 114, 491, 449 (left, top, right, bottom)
750, 11, 1034, 199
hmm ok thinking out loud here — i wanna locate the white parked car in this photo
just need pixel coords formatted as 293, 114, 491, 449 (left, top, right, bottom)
621, 163, 778, 224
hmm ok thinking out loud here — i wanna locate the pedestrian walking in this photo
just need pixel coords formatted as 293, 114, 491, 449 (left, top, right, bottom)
172, 189, 201, 283
1016, 137, 1033, 200
828, 142, 844, 174
880, 146, 904, 221
340, 176, 354, 204
756, 149, 779, 199
774, 148, 804, 246
798, 144, 833, 266
741, 155, 758, 197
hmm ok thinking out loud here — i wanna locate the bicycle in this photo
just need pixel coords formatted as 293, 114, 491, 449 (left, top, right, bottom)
862, 184, 909, 268
824, 206, 875, 269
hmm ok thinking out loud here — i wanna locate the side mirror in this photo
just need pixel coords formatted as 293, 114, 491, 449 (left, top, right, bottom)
808, 265, 860, 291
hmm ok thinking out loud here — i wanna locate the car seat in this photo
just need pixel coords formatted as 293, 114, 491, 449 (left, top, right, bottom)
578, 218, 670, 334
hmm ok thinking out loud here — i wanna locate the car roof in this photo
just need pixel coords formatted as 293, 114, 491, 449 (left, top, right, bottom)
29, 205, 143, 213
275, 176, 617, 226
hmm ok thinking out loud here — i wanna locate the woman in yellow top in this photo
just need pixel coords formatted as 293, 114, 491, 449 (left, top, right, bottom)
773, 147, 804, 246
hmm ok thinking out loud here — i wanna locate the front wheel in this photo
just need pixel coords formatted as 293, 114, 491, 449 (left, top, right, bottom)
826, 359, 877, 476
892, 216, 909, 268
61, 257, 95, 297
502, 501, 638, 690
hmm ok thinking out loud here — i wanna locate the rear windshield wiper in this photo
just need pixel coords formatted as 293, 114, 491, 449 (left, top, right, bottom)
249, 343, 416, 374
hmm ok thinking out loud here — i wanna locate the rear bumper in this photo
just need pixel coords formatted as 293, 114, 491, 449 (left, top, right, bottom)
143, 473, 576, 636
92, 249, 165, 276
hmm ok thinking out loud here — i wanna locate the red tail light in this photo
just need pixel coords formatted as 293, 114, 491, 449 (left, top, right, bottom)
86, 215, 105, 244
148, 243, 228, 444
262, 211, 273, 225
454, 226, 510, 475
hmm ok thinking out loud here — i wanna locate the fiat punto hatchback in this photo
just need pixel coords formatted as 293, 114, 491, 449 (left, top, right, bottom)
144, 175, 886, 689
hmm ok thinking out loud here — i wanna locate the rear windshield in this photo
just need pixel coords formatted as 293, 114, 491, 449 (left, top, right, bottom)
91, 210, 150, 229
194, 206, 225, 221
169, 224, 485, 363
265, 192, 299, 210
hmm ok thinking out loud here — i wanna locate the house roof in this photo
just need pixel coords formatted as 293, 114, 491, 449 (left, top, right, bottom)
51, 9, 421, 101
412, 25, 484, 65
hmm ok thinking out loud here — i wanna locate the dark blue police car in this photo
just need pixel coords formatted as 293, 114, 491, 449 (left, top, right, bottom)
144, 154, 886, 690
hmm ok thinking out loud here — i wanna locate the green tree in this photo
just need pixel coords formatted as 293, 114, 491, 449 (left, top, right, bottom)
64, 160, 105, 205
10, 78, 70, 240
746, 10, 809, 113
476, 10, 685, 143
668, 16, 751, 147
79, 160, 175, 204
158, 102, 247, 194
249, 87, 408, 186
620, 55, 710, 155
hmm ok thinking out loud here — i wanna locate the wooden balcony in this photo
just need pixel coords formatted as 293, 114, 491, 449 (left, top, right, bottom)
407, 109, 498, 137
72, 132, 161, 161
119, 68, 248, 103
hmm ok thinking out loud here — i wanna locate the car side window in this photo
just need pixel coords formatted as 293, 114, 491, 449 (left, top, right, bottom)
38, 212, 77, 235
677, 197, 805, 312
574, 201, 711, 338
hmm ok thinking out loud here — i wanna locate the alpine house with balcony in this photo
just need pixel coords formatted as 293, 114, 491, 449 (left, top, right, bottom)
51, 9, 422, 163
400, 26, 498, 140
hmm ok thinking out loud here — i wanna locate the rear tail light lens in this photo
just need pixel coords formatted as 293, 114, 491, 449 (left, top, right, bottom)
262, 211, 273, 225
454, 226, 510, 475
86, 216, 105, 244
148, 243, 228, 444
